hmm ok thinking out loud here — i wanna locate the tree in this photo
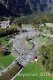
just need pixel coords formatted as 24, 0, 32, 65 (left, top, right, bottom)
18, 22, 22, 29
39, 45, 53, 73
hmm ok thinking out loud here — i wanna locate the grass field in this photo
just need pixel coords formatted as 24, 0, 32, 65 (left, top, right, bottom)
14, 62, 53, 80
46, 23, 53, 28
0, 37, 15, 69
0, 54, 15, 69
34, 36, 51, 46
0, 37, 8, 45
37, 23, 53, 30
38, 36, 50, 45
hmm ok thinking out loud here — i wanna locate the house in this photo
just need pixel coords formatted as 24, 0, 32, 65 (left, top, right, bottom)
34, 56, 38, 62
0, 20, 10, 28
33, 56, 38, 62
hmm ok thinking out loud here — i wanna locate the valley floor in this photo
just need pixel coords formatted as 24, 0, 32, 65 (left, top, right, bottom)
0, 23, 53, 80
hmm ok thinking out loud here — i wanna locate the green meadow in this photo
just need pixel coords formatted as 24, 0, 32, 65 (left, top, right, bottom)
0, 54, 15, 69
14, 62, 53, 80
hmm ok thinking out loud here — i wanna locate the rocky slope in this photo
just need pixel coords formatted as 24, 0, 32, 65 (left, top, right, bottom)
0, 0, 53, 16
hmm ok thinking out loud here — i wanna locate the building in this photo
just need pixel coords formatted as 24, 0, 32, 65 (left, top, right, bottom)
33, 56, 38, 62
0, 20, 10, 28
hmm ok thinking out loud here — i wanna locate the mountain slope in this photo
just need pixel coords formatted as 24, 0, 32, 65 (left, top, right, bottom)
0, 0, 53, 16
